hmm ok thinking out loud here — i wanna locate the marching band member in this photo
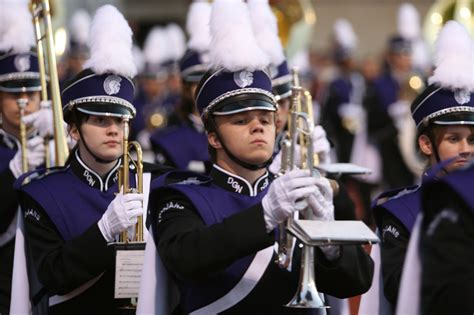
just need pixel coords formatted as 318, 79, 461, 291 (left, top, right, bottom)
364, 4, 424, 190
133, 24, 186, 146
14, 5, 168, 314
320, 18, 381, 226
147, 0, 373, 314
0, 2, 52, 313
150, 0, 212, 173
420, 162, 474, 314
361, 21, 474, 314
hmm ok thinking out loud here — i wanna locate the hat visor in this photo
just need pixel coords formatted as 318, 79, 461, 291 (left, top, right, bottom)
0, 78, 42, 92
433, 112, 474, 126
76, 103, 136, 119
273, 82, 292, 101
212, 96, 276, 116
182, 71, 206, 83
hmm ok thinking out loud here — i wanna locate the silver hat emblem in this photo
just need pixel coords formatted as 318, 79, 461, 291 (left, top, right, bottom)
14, 55, 30, 72
233, 70, 254, 88
103, 75, 122, 95
454, 89, 470, 105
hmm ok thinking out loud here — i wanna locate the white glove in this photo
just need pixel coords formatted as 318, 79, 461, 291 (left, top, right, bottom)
22, 105, 54, 138
262, 169, 319, 232
97, 193, 144, 242
307, 177, 334, 221
307, 177, 340, 260
9, 136, 46, 178
312, 126, 331, 164
269, 139, 302, 175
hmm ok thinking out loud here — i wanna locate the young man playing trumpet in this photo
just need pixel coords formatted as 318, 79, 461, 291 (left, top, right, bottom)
146, 1, 373, 314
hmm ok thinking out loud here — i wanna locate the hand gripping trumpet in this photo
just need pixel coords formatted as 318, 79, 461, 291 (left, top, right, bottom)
276, 68, 337, 311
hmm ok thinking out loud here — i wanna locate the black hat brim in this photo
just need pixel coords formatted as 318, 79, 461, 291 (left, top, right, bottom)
433, 112, 474, 126
212, 94, 276, 116
0, 78, 42, 92
75, 102, 135, 118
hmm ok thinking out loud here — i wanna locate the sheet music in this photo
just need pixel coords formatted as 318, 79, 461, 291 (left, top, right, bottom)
288, 220, 379, 246
114, 249, 146, 298
316, 163, 372, 175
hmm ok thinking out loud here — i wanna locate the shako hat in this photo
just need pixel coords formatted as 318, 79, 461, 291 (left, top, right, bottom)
61, 5, 137, 123
0, 0, 41, 93
195, 0, 276, 122
411, 21, 474, 131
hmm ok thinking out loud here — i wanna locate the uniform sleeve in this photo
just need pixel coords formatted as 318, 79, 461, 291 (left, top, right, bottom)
20, 192, 115, 295
150, 190, 275, 279
421, 188, 474, 315
375, 207, 409, 305
0, 168, 19, 233
315, 244, 374, 298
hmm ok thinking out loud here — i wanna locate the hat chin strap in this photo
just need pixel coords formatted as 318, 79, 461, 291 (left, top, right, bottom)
210, 119, 272, 171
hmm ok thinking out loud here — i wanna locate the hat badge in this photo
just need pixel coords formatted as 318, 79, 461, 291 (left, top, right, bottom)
103, 75, 122, 95
454, 89, 470, 105
14, 55, 30, 72
233, 70, 254, 88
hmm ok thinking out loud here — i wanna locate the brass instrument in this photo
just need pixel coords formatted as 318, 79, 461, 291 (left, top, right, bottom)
114, 116, 144, 310
118, 115, 144, 243
17, 98, 29, 172
276, 68, 331, 311
271, 0, 316, 59
30, 0, 69, 167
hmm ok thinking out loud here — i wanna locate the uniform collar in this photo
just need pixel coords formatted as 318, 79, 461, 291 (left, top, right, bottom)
0, 129, 19, 149
70, 149, 121, 192
0, 128, 39, 150
210, 164, 270, 196
187, 113, 205, 133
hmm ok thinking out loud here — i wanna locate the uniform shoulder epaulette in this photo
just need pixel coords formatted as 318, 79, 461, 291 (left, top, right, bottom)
372, 185, 420, 207
166, 170, 212, 186
21, 166, 68, 187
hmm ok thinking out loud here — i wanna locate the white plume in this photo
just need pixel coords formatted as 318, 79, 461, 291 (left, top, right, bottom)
84, 5, 136, 77
397, 3, 421, 40
209, 0, 269, 71
247, 0, 285, 66
143, 26, 170, 65
412, 39, 431, 72
132, 45, 145, 74
333, 18, 357, 50
186, 0, 211, 52
0, 0, 35, 53
428, 21, 474, 90
69, 9, 91, 45
166, 23, 186, 61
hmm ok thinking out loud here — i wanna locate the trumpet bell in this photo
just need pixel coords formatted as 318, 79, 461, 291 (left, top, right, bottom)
285, 246, 329, 312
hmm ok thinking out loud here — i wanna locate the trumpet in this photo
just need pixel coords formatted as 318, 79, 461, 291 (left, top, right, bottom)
118, 115, 144, 243
277, 68, 332, 311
